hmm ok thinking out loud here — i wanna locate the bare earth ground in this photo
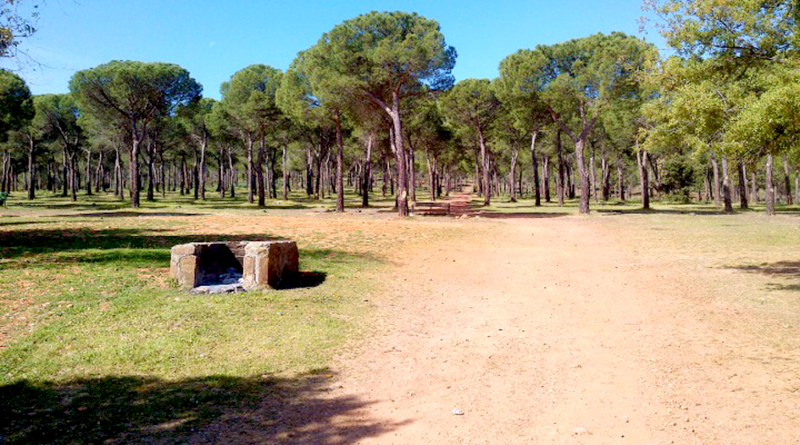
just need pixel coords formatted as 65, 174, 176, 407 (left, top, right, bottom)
3, 197, 799, 444
262, 211, 800, 444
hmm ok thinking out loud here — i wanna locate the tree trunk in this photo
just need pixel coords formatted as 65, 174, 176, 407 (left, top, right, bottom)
737, 161, 748, 210
228, 150, 236, 198
601, 153, 610, 201
784, 154, 793, 205
617, 153, 625, 201
199, 137, 207, 201
721, 155, 733, 213
246, 135, 254, 204
26, 138, 35, 200
530, 131, 541, 206
556, 129, 565, 206
574, 138, 591, 214
637, 147, 649, 210
257, 134, 266, 207
282, 145, 289, 200
147, 142, 155, 201
543, 156, 551, 203
335, 112, 345, 212
363, 132, 373, 208
62, 146, 69, 197
408, 145, 417, 203
130, 138, 141, 208
766, 153, 775, 215
425, 143, 437, 201
750, 169, 758, 204
193, 148, 199, 200
85, 149, 93, 196
509, 145, 519, 203
114, 147, 122, 199
306, 148, 314, 197
710, 152, 721, 207
590, 151, 597, 203
389, 103, 409, 216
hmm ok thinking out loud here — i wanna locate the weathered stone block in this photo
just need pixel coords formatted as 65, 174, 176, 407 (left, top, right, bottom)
170, 241, 298, 291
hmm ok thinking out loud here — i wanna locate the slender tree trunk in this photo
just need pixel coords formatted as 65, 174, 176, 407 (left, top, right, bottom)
335, 112, 345, 212
314, 145, 323, 200
62, 146, 69, 197
257, 134, 266, 207
193, 148, 199, 200
721, 155, 733, 213
180, 153, 187, 196
556, 130, 565, 206
246, 135, 254, 204
710, 152, 721, 207
147, 142, 155, 201
601, 153, 610, 201
750, 169, 758, 204
637, 147, 649, 210
114, 147, 122, 199
530, 131, 541, 206
543, 156, 551, 203
737, 161, 748, 210
95, 150, 104, 193
130, 138, 141, 208
85, 149, 93, 196
199, 137, 207, 201
766, 153, 775, 215
617, 153, 625, 201
306, 148, 314, 197
477, 128, 491, 206
509, 145, 519, 203
425, 143, 436, 201
218, 146, 225, 198
783, 154, 793, 205
363, 132, 373, 208
590, 151, 597, 203
574, 138, 591, 214
388, 97, 409, 216
27, 138, 35, 200
408, 145, 417, 203
228, 150, 236, 198
280, 144, 288, 200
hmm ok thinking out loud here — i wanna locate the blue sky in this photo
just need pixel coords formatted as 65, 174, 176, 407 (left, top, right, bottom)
3, 0, 666, 99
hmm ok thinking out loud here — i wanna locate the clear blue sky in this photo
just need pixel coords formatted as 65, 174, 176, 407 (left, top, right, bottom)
3, 0, 666, 100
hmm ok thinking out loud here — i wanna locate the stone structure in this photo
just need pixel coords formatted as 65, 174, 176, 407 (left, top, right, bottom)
170, 241, 299, 292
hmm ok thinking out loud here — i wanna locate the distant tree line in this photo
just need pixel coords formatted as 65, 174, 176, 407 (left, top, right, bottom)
0, 3, 798, 215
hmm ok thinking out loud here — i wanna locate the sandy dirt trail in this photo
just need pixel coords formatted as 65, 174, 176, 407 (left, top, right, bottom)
274, 214, 799, 444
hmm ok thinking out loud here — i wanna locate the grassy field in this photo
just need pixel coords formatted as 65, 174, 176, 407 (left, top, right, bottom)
1, 188, 798, 443
0, 189, 424, 443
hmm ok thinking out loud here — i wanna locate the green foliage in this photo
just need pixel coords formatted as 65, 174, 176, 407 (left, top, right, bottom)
0, 68, 32, 141
660, 154, 697, 202
70, 61, 202, 132
304, 10, 456, 105
644, 0, 798, 65
441, 79, 499, 138
220, 64, 282, 137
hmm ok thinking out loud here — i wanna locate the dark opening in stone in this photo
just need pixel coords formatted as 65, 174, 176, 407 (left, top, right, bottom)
196, 244, 244, 286
170, 241, 300, 294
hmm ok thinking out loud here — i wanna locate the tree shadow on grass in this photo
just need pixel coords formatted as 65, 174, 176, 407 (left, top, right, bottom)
0, 371, 409, 444
476, 211, 569, 219
0, 229, 384, 271
51, 211, 208, 218
596, 207, 730, 216
727, 261, 800, 292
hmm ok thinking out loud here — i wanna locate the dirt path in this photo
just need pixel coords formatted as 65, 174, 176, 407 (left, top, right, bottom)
272, 214, 799, 444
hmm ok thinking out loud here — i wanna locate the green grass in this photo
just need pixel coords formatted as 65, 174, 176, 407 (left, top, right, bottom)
0, 191, 399, 443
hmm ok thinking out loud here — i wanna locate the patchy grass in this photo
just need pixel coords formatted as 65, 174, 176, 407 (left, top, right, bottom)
0, 190, 448, 443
